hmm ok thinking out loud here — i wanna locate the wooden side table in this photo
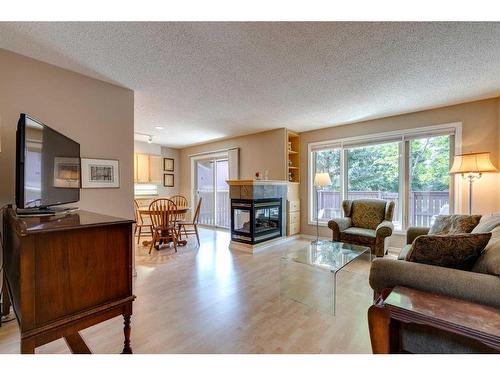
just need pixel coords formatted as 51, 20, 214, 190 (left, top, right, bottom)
368, 286, 500, 353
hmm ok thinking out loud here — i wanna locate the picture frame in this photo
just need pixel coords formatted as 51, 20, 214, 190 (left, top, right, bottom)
163, 173, 174, 187
163, 157, 174, 172
53, 156, 80, 188
81, 158, 120, 188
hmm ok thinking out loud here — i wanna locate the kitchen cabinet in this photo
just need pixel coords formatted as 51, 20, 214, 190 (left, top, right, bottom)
134, 153, 163, 184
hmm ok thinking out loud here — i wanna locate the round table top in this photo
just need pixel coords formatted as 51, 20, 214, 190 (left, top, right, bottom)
138, 206, 190, 215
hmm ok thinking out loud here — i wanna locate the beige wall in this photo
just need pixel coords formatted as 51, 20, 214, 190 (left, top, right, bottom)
0, 49, 135, 219
178, 128, 287, 202
299, 97, 500, 243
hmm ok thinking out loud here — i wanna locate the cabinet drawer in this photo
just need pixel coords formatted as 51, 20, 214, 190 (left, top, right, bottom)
287, 200, 300, 212
287, 222, 300, 236
288, 211, 300, 225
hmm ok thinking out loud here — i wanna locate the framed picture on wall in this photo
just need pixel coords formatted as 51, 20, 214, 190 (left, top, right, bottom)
163, 158, 174, 172
163, 173, 174, 187
81, 158, 120, 188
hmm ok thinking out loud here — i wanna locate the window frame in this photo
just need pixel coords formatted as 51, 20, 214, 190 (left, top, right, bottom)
308, 122, 462, 233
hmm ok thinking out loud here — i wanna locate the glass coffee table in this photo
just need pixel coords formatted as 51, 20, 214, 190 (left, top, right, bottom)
280, 240, 370, 315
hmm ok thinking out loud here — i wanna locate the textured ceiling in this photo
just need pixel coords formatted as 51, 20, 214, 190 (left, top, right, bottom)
0, 22, 499, 148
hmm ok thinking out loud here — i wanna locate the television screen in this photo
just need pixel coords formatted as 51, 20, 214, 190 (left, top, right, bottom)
16, 114, 81, 209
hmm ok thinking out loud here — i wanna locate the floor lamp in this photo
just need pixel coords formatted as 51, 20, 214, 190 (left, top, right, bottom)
449, 152, 498, 215
313, 172, 332, 243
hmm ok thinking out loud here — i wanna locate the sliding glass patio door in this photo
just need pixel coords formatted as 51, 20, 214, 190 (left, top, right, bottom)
195, 157, 230, 228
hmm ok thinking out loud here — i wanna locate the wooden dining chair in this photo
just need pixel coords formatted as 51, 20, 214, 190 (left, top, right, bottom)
170, 195, 189, 221
178, 197, 203, 246
134, 199, 153, 244
148, 198, 179, 254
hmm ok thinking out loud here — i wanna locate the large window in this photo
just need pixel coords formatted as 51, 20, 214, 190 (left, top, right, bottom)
310, 125, 457, 232
313, 149, 341, 221
347, 142, 402, 229
409, 135, 451, 227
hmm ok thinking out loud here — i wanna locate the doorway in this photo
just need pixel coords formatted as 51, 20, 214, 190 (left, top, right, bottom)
195, 157, 230, 228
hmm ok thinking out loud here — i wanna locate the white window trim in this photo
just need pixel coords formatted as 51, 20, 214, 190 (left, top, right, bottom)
307, 122, 462, 232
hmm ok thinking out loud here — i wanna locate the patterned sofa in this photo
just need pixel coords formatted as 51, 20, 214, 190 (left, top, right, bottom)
327, 199, 395, 257
369, 215, 500, 353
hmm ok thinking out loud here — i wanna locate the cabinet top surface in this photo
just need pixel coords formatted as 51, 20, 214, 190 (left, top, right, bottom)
8, 209, 134, 235
385, 286, 500, 337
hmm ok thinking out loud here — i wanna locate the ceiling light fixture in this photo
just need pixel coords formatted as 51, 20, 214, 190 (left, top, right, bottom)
134, 132, 154, 144
155, 126, 164, 130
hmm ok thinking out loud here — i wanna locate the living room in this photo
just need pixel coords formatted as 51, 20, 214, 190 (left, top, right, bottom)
0, 1, 499, 372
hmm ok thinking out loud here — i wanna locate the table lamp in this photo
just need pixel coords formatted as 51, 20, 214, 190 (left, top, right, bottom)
449, 152, 498, 214
313, 172, 332, 243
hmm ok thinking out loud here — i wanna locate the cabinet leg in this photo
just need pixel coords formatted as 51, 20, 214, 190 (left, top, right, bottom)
367, 304, 391, 354
121, 314, 133, 354
21, 337, 36, 354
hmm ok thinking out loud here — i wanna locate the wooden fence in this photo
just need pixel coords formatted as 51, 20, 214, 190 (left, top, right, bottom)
318, 190, 449, 227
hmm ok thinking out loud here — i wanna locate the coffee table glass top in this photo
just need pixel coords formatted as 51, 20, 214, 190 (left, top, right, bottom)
281, 240, 370, 273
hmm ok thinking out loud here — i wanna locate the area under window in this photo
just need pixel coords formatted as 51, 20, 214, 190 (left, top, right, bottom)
309, 125, 457, 232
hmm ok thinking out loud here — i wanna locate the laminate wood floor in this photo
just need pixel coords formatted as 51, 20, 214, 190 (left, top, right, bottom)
0, 228, 375, 354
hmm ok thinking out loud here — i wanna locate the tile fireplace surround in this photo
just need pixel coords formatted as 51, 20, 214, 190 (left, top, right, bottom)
227, 180, 290, 253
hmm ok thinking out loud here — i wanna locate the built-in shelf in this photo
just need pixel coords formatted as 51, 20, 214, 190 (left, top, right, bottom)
286, 130, 300, 183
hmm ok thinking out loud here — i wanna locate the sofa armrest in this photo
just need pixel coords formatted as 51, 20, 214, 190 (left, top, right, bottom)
406, 226, 430, 244
327, 217, 352, 241
376, 220, 394, 238
369, 258, 500, 308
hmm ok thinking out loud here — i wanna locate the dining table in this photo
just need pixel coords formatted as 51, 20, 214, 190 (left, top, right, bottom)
137, 205, 191, 248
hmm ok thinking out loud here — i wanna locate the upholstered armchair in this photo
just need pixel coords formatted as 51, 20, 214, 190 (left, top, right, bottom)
327, 199, 395, 257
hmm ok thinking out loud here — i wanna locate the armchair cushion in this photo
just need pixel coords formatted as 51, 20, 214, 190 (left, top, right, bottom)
350, 199, 387, 230
428, 214, 481, 235
342, 227, 376, 239
405, 232, 492, 271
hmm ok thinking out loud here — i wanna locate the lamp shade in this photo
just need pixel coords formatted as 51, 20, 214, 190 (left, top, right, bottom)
449, 152, 498, 174
314, 172, 332, 187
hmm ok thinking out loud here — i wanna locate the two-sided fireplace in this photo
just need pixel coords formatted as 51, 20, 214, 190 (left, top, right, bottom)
231, 198, 282, 245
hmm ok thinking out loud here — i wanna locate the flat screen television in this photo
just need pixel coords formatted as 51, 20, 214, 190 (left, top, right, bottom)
16, 114, 81, 210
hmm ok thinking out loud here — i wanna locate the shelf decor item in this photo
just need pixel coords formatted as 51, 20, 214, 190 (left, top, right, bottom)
449, 152, 498, 214
164, 173, 174, 187
81, 158, 120, 188
163, 157, 174, 172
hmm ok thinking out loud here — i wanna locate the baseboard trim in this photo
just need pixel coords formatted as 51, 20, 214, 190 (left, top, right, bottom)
229, 235, 299, 254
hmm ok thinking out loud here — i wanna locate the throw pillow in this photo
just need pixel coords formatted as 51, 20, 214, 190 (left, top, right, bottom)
428, 215, 481, 235
405, 232, 492, 270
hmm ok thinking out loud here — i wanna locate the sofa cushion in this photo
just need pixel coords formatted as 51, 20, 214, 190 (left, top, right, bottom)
471, 215, 500, 234
398, 244, 412, 260
350, 199, 386, 230
472, 224, 500, 277
405, 233, 492, 270
428, 214, 481, 235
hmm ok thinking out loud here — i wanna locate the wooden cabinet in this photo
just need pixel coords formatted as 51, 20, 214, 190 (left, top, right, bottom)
149, 155, 162, 184
134, 153, 162, 184
287, 182, 301, 236
2, 208, 135, 354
